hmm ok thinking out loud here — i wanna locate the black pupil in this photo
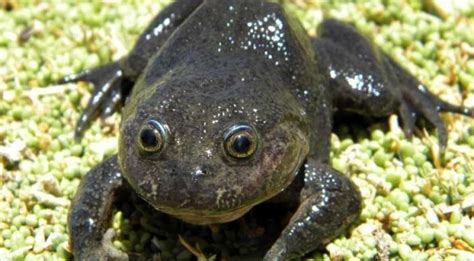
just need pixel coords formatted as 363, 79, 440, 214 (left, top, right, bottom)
140, 128, 158, 148
233, 135, 251, 153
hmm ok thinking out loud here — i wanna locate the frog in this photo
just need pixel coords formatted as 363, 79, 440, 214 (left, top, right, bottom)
59, 0, 474, 260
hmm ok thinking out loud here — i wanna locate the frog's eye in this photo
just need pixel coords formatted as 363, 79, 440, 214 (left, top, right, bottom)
224, 124, 258, 159
137, 119, 169, 154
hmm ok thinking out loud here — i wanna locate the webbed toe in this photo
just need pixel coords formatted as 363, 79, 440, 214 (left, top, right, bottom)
385, 55, 473, 152
58, 61, 127, 140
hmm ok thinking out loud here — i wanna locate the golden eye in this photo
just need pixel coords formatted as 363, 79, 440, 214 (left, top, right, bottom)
138, 119, 169, 154
224, 124, 258, 159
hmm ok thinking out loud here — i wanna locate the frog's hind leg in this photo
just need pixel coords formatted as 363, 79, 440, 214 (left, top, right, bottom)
312, 19, 473, 151
58, 0, 204, 140
58, 61, 128, 140
263, 159, 361, 260
120, 0, 204, 77
385, 54, 473, 149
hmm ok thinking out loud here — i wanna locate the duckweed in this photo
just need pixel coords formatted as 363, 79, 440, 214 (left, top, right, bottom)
0, 0, 473, 260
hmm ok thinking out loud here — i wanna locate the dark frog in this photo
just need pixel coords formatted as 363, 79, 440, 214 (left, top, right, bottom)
59, 0, 473, 260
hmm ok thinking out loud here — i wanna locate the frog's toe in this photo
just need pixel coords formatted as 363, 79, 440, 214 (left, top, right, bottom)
74, 74, 123, 140
398, 90, 448, 150
75, 229, 128, 261
58, 62, 125, 140
99, 87, 123, 120
101, 228, 129, 261
58, 61, 122, 86
399, 100, 417, 139
399, 82, 473, 152
430, 92, 474, 117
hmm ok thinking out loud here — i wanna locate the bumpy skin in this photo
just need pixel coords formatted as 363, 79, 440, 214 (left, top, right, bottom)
68, 156, 127, 261
313, 19, 473, 151
62, 0, 473, 260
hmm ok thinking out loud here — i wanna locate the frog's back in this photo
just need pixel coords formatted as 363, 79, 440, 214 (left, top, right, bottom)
138, 0, 322, 99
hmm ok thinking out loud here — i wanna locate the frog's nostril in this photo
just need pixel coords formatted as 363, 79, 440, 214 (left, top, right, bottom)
192, 166, 208, 176
167, 167, 177, 176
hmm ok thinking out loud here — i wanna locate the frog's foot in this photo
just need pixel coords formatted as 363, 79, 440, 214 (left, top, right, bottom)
314, 19, 473, 152
58, 61, 130, 140
95, 228, 129, 261
73, 229, 128, 261
389, 56, 474, 151
263, 161, 361, 260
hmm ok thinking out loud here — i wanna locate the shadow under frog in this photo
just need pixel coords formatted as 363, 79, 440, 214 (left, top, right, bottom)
58, 0, 474, 260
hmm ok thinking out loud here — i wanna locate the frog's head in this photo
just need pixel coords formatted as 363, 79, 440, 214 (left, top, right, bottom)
118, 74, 309, 224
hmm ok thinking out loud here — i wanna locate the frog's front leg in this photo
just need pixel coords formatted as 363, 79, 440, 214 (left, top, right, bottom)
59, 0, 203, 140
68, 155, 127, 260
264, 159, 361, 260
313, 19, 473, 151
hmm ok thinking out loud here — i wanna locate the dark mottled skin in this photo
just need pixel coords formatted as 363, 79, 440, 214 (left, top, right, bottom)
60, 0, 473, 260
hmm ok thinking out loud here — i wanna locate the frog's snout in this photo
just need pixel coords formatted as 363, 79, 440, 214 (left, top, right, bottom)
159, 159, 213, 177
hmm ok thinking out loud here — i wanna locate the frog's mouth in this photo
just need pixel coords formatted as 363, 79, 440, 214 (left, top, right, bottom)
164, 205, 254, 225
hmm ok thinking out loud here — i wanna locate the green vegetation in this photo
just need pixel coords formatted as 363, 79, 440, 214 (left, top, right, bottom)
0, 0, 473, 260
